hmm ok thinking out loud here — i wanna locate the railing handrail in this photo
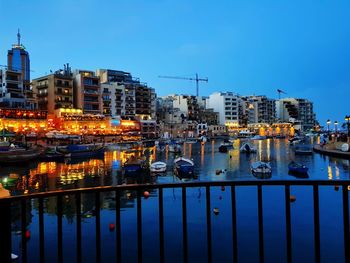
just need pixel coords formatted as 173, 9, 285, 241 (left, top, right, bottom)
1, 179, 349, 202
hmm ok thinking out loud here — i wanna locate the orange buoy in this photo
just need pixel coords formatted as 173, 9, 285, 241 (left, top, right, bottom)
109, 223, 115, 232
213, 208, 219, 215
221, 186, 225, 191
25, 230, 31, 239
290, 195, 296, 202
143, 191, 150, 199
334, 185, 340, 191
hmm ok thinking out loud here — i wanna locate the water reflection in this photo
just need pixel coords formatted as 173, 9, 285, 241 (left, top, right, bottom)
1, 138, 350, 196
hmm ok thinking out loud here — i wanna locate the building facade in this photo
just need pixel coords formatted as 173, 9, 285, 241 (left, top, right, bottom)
276, 98, 316, 131
73, 70, 102, 114
242, 95, 276, 125
32, 65, 74, 115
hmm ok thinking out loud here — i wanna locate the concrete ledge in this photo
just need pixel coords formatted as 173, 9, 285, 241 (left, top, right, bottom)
313, 144, 350, 159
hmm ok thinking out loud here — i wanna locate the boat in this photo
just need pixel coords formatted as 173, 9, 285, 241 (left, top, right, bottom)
45, 130, 69, 139
251, 161, 272, 176
288, 161, 309, 174
168, 144, 182, 153
240, 142, 257, 153
289, 136, 304, 145
174, 157, 195, 176
237, 130, 254, 139
219, 140, 234, 153
251, 135, 266, 140
185, 138, 197, 144
150, 161, 167, 173
40, 146, 70, 162
294, 146, 313, 155
57, 144, 104, 158
0, 146, 42, 164
123, 155, 147, 175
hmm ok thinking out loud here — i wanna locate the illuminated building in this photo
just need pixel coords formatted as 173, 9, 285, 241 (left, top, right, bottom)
242, 95, 276, 124
73, 70, 102, 114
32, 64, 74, 115
0, 69, 25, 108
6, 30, 35, 109
206, 92, 242, 128
0, 108, 48, 132
276, 98, 316, 131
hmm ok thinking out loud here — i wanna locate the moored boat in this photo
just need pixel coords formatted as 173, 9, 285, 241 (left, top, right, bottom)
168, 144, 182, 153
288, 161, 309, 174
240, 142, 257, 153
251, 135, 266, 140
294, 146, 313, 155
174, 157, 194, 176
0, 146, 42, 164
150, 161, 167, 173
57, 144, 104, 158
251, 161, 272, 176
40, 146, 70, 162
123, 155, 147, 175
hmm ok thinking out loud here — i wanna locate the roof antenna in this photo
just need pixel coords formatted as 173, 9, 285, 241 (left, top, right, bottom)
17, 29, 21, 46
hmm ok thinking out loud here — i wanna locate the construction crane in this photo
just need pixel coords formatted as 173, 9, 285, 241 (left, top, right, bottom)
277, 89, 287, 99
159, 73, 208, 96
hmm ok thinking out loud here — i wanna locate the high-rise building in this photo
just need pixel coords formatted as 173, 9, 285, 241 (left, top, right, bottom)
206, 92, 242, 126
7, 30, 35, 108
73, 70, 102, 114
276, 98, 316, 131
97, 69, 156, 120
242, 95, 276, 124
0, 69, 25, 108
32, 64, 74, 115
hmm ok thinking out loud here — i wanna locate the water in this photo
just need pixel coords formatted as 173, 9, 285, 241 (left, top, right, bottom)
2, 138, 350, 263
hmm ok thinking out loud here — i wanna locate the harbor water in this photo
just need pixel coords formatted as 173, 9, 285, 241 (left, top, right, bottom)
2, 138, 350, 262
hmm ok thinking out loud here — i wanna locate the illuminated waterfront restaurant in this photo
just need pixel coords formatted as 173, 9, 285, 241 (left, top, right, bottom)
0, 108, 48, 132
248, 123, 295, 136
54, 108, 141, 137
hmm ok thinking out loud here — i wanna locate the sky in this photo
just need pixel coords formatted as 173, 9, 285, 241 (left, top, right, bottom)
0, 0, 349, 126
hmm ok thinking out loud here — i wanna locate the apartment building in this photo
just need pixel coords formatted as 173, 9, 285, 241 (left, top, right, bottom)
276, 98, 316, 131
242, 95, 276, 124
32, 65, 74, 115
73, 70, 102, 114
206, 92, 241, 126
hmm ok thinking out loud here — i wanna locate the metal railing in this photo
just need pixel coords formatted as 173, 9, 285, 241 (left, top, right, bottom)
0, 180, 349, 263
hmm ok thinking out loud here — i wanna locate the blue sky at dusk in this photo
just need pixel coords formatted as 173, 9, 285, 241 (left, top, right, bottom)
0, 0, 349, 126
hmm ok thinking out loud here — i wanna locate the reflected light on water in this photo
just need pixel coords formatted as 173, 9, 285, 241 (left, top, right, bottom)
328, 165, 333, 180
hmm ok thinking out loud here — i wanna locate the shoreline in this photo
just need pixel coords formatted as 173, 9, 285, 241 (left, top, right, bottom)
313, 144, 350, 159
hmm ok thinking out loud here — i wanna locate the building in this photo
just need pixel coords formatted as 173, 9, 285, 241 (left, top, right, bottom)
73, 70, 102, 114
276, 98, 316, 131
6, 30, 35, 109
97, 69, 156, 120
206, 92, 242, 132
243, 95, 275, 124
32, 64, 74, 115
0, 69, 25, 108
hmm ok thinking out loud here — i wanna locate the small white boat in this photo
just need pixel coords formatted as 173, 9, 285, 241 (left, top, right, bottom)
251, 135, 266, 140
240, 142, 257, 153
251, 161, 272, 175
150, 162, 167, 173
185, 138, 197, 144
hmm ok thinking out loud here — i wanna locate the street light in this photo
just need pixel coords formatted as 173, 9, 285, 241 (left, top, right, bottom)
326, 119, 331, 133
345, 115, 350, 137
334, 121, 338, 133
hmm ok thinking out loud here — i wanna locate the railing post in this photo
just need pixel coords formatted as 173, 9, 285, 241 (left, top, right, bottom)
231, 185, 238, 263
76, 193, 82, 263
182, 187, 188, 263
342, 185, 349, 263
313, 185, 320, 263
0, 199, 11, 263
21, 199, 27, 263
137, 190, 143, 263
95, 192, 101, 263
285, 185, 292, 263
159, 188, 165, 263
57, 195, 63, 263
257, 185, 264, 263
39, 198, 45, 263
206, 186, 212, 263
115, 190, 121, 263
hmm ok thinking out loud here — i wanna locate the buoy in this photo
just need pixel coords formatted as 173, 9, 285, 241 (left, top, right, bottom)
25, 230, 31, 240
143, 191, 150, 199
215, 170, 221, 175
221, 186, 225, 191
334, 185, 340, 191
219, 196, 223, 200
109, 223, 115, 232
290, 195, 296, 202
213, 208, 219, 215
